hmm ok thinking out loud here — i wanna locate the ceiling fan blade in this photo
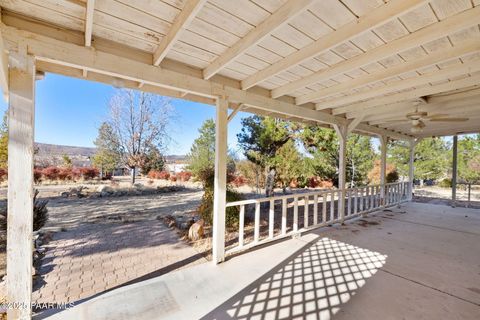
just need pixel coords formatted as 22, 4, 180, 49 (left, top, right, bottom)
429, 117, 469, 122
382, 119, 409, 124
424, 113, 449, 119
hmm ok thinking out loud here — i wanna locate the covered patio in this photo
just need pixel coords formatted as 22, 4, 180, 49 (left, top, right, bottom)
42, 202, 480, 319
0, 0, 479, 319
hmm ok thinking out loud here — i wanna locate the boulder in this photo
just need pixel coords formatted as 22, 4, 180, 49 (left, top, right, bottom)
188, 219, 204, 241
97, 185, 114, 197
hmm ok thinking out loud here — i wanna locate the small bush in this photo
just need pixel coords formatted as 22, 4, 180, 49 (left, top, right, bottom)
33, 189, 48, 231
438, 178, 452, 188
230, 175, 246, 187
0, 168, 7, 182
307, 177, 333, 189
42, 167, 60, 180
79, 167, 99, 180
386, 169, 399, 183
196, 168, 242, 228
177, 171, 192, 182
0, 189, 48, 232
58, 167, 73, 181
34, 168, 43, 184
147, 170, 170, 180
170, 175, 177, 182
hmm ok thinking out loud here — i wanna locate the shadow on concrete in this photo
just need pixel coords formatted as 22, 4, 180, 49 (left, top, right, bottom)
201, 237, 387, 320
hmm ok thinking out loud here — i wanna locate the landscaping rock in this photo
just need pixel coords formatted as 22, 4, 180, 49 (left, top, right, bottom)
162, 215, 176, 228
188, 219, 204, 241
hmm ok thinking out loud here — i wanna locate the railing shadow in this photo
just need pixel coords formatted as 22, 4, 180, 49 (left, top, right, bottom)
202, 237, 387, 320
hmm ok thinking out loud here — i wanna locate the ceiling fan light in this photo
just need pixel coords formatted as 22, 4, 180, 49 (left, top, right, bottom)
411, 125, 423, 134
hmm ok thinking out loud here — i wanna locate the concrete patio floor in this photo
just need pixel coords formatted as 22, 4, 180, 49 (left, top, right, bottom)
42, 202, 480, 320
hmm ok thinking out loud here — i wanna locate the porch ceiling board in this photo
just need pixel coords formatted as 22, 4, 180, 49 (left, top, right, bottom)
2, 25, 408, 138
0, 0, 478, 139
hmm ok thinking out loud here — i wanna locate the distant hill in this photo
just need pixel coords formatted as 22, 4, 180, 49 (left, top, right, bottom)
35, 143, 96, 157
34, 143, 186, 166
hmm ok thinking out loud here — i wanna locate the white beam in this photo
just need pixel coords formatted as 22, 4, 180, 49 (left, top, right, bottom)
347, 116, 364, 134
302, 41, 480, 106
202, 0, 314, 80
333, 73, 480, 115
333, 124, 347, 223
242, 0, 428, 90
0, 29, 8, 101
379, 135, 388, 203
451, 134, 458, 207
227, 103, 243, 123
271, 6, 480, 99
408, 138, 420, 200
212, 96, 228, 263
153, 0, 207, 66
84, 0, 95, 46
317, 59, 480, 110
6, 53, 35, 320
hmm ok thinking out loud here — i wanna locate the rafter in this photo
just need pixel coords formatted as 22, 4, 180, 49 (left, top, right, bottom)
153, 0, 207, 66
271, 6, 480, 99
241, 0, 427, 90
301, 41, 480, 107
346, 89, 480, 120
316, 59, 480, 110
84, 0, 95, 46
332, 74, 480, 115
202, 0, 314, 80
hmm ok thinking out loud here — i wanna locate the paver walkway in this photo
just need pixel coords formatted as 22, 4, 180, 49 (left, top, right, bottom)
32, 189, 206, 305
33, 221, 206, 304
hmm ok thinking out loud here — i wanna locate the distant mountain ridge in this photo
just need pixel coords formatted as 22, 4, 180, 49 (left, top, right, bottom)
35, 143, 96, 157
34, 142, 186, 162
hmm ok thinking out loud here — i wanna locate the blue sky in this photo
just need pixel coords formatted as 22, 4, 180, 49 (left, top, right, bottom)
0, 73, 248, 156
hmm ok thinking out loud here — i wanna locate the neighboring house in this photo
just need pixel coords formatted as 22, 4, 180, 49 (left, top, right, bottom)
165, 163, 187, 174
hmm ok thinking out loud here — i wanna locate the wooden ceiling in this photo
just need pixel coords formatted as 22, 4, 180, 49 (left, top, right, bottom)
1, 0, 479, 138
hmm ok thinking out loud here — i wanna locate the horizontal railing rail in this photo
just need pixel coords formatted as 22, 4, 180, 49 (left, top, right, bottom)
225, 181, 409, 255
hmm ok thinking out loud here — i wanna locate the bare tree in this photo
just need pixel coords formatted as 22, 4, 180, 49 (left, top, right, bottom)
107, 89, 173, 184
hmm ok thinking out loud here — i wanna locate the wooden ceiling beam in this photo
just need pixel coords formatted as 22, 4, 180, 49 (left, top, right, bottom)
242, 0, 427, 90
153, 0, 207, 66
202, 0, 314, 80
84, 0, 94, 47
332, 74, 480, 115
305, 41, 480, 107
317, 59, 480, 110
271, 6, 480, 99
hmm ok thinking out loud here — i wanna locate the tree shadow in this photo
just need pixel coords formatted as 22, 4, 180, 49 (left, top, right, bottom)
202, 237, 387, 320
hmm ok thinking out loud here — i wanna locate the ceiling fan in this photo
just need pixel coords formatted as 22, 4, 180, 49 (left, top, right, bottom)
384, 100, 469, 133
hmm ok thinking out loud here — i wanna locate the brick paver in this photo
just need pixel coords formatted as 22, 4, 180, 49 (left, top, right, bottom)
33, 219, 206, 304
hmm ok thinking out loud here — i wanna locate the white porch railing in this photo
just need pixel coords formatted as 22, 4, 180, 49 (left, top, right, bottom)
225, 181, 409, 255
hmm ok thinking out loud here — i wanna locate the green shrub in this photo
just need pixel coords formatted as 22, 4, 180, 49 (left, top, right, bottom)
386, 169, 399, 183
196, 168, 242, 228
0, 189, 48, 232
438, 178, 452, 188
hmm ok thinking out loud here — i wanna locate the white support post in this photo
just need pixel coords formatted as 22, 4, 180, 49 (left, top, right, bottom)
333, 124, 347, 223
6, 52, 36, 320
408, 139, 418, 201
380, 135, 388, 205
451, 134, 458, 207
212, 96, 228, 264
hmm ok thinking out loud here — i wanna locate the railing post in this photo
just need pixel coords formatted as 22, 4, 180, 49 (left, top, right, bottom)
212, 96, 228, 264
